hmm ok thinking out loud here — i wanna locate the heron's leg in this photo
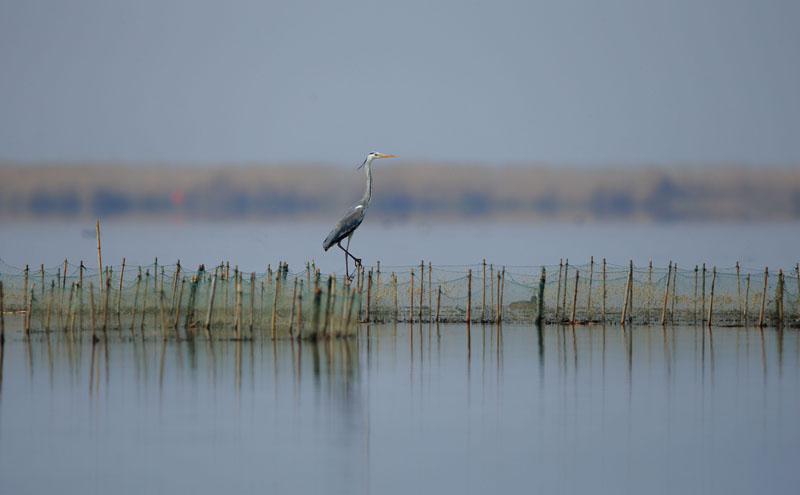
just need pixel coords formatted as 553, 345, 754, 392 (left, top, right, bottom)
337, 240, 352, 280
345, 235, 362, 266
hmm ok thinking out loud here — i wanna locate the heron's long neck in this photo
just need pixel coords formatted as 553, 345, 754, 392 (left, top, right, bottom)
360, 159, 373, 207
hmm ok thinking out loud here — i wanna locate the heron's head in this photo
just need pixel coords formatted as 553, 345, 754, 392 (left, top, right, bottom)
358, 152, 394, 169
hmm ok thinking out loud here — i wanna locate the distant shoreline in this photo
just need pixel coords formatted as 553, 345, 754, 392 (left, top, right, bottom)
1, 162, 798, 222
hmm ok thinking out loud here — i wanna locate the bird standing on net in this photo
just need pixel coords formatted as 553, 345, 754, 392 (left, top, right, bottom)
323, 152, 394, 280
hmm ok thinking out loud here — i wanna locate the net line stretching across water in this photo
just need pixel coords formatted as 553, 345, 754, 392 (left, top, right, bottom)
0, 258, 798, 339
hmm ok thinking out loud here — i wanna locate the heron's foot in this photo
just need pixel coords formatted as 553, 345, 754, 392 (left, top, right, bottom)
354, 258, 362, 267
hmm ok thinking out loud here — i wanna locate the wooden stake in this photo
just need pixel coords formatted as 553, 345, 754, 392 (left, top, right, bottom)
131, 269, 141, 333
466, 269, 472, 323
89, 282, 96, 342
64, 282, 75, 332
410, 269, 414, 324
561, 259, 569, 319
436, 285, 442, 323
102, 274, 111, 332
204, 267, 219, 334
587, 256, 594, 319
288, 277, 298, 336
707, 267, 716, 328
670, 263, 678, 324
570, 270, 580, 324
556, 259, 563, 319
758, 267, 768, 328
173, 277, 185, 330
744, 273, 751, 324
428, 261, 432, 323
271, 275, 280, 339
296, 282, 303, 339
621, 267, 631, 324
701, 263, 706, 324
117, 257, 126, 322
693, 265, 698, 323
45, 279, 54, 332
24, 264, 29, 315
25, 288, 34, 335
366, 270, 372, 323
496, 272, 501, 325
500, 267, 506, 323
140, 270, 149, 331
419, 260, 424, 322
601, 258, 606, 323
96, 221, 103, 298
777, 269, 784, 326
536, 267, 546, 325
647, 260, 653, 322
482, 259, 486, 322
660, 261, 672, 325
736, 262, 742, 324
392, 272, 398, 321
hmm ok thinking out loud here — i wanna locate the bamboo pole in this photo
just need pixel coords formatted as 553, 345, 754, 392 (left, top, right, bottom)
140, 270, 149, 332
707, 267, 716, 328
758, 267, 768, 328
621, 267, 631, 324
410, 269, 414, 324
366, 270, 372, 323
500, 267, 506, 323
627, 260, 634, 324
62, 259, 67, 289
46, 280, 54, 332
185, 275, 198, 330
537, 267, 546, 325
25, 288, 34, 335
701, 263, 707, 324
482, 259, 486, 322
249, 272, 255, 334
170, 260, 180, 314
776, 269, 784, 326
131, 269, 141, 333
102, 274, 111, 331
40, 264, 44, 298
233, 274, 242, 339
158, 285, 168, 340
271, 275, 280, 339
173, 277, 185, 330
744, 274, 751, 324
467, 269, 472, 323
587, 256, 594, 319
24, 264, 29, 315
693, 265, 698, 323
64, 282, 75, 332
428, 261, 432, 323
561, 259, 569, 319
117, 257, 126, 322
436, 285, 442, 323
323, 275, 333, 336
296, 282, 303, 338
490, 264, 494, 321
570, 270, 579, 324
660, 261, 672, 325
204, 267, 219, 334
496, 272, 501, 324
419, 260, 424, 322
795, 263, 800, 315
670, 263, 678, 324
96, 221, 103, 298
601, 258, 606, 323
736, 262, 742, 324
647, 260, 653, 322
392, 273, 398, 321
89, 283, 96, 342
288, 277, 298, 336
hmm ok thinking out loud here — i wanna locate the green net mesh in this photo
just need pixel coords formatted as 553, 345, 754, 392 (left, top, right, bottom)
1, 259, 798, 339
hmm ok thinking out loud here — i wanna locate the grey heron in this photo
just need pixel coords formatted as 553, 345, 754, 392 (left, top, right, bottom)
323, 151, 394, 279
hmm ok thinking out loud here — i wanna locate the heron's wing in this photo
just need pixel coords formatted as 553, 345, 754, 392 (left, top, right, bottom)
322, 205, 365, 250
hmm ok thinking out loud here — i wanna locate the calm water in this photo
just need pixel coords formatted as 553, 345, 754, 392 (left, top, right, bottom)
1, 220, 799, 273
0, 318, 798, 494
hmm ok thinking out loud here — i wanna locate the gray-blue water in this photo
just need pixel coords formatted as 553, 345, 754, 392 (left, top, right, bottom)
1, 319, 798, 494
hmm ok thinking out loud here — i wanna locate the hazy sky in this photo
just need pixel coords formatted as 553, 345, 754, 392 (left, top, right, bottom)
1, 0, 799, 166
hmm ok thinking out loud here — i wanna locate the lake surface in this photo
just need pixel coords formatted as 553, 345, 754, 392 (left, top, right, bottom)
1, 318, 798, 494
1, 220, 798, 273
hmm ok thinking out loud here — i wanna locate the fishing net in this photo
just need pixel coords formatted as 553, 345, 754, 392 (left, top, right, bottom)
0, 259, 798, 339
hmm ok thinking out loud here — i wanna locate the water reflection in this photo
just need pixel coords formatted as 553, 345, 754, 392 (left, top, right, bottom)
0, 319, 798, 494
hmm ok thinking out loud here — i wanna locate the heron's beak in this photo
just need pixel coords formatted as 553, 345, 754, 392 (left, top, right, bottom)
377, 153, 394, 158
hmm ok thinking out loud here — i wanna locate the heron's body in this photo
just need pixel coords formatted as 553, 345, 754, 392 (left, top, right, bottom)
323, 152, 393, 278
